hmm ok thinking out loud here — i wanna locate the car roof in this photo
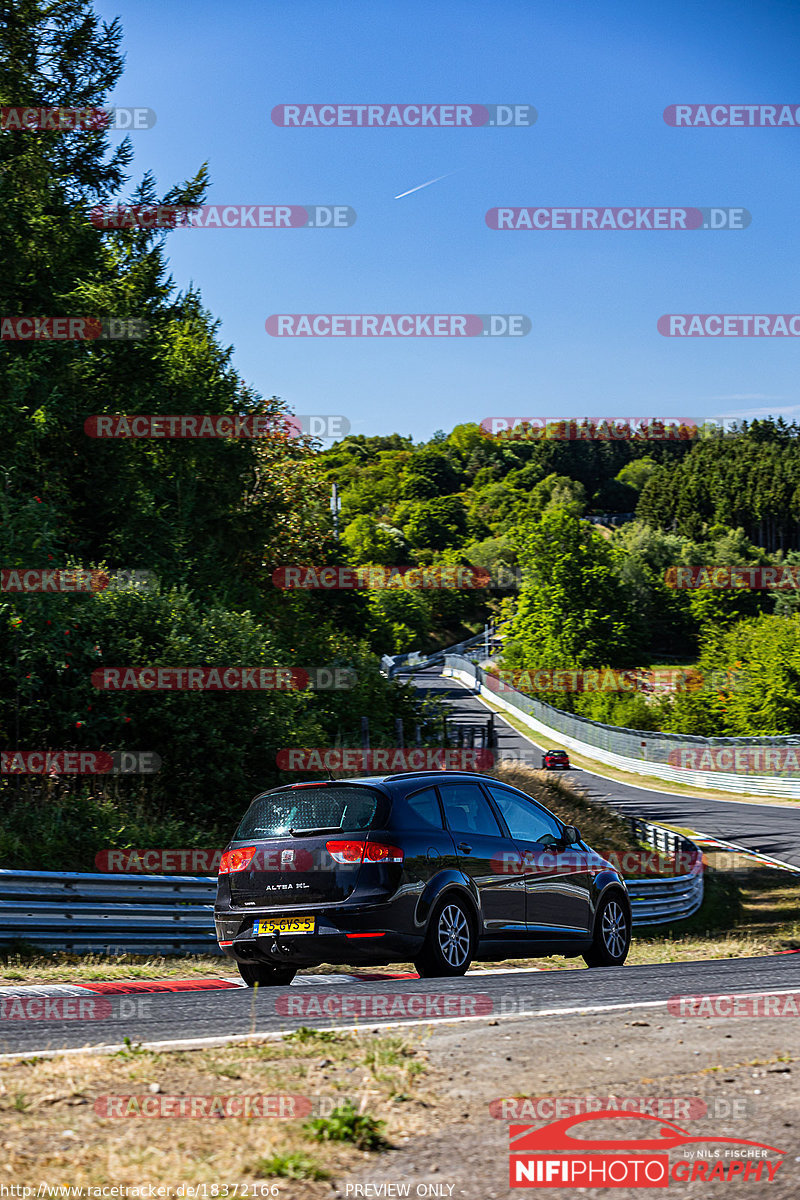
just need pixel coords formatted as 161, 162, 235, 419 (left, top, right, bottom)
242, 772, 568, 834
266, 770, 502, 796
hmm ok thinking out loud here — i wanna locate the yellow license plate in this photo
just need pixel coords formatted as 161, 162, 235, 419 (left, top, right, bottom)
254, 917, 315, 936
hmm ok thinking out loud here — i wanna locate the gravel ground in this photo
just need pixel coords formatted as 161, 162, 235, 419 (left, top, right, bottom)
333, 1005, 799, 1199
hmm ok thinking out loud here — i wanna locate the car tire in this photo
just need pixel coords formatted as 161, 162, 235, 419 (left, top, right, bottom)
237, 961, 297, 987
415, 895, 475, 977
583, 893, 631, 967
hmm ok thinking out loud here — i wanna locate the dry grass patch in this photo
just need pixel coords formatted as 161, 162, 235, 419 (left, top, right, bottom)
0, 1028, 432, 1195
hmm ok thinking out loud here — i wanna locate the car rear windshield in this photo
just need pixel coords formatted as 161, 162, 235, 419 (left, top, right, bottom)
234, 785, 383, 839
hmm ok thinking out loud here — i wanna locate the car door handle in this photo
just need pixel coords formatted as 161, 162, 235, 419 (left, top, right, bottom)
457, 842, 472, 853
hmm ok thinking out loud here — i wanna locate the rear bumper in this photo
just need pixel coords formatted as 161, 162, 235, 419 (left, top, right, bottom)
214, 903, 423, 966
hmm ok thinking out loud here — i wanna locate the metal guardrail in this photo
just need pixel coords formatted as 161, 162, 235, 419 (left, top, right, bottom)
627, 875, 704, 925
624, 819, 704, 926
382, 622, 511, 678
0, 815, 703, 953
0, 869, 220, 955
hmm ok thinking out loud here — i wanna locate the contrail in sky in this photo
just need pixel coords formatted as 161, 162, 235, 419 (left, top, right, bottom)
394, 171, 460, 199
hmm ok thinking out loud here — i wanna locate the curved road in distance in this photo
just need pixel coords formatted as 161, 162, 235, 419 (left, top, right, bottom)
411, 667, 800, 868
2, 954, 799, 1057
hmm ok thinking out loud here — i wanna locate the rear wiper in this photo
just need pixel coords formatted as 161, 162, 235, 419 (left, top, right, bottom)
289, 826, 342, 836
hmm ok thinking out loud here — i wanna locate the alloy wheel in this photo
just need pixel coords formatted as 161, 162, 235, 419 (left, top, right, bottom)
601, 900, 628, 959
437, 903, 471, 967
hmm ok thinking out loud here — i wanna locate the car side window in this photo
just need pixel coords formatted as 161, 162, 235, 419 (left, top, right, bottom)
485, 785, 562, 845
439, 783, 503, 837
401, 786, 445, 830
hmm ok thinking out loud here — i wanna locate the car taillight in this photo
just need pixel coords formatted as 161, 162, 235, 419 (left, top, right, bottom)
364, 842, 404, 863
218, 846, 257, 874
325, 840, 404, 865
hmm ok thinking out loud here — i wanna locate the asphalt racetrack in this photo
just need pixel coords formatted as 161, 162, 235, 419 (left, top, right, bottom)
1, 954, 799, 1057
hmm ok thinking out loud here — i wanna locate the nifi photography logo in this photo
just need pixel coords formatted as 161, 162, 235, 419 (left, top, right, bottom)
509, 1111, 784, 1188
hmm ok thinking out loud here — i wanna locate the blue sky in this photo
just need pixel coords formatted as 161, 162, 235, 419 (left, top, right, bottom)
96, 0, 800, 441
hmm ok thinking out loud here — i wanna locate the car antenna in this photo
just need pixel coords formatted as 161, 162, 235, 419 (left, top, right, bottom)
326, 768, 336, 781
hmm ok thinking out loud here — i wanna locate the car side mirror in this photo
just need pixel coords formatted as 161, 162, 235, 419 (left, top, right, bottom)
562, 825, 581, 845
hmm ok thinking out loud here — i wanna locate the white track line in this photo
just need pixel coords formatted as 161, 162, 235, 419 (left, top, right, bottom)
4, 986, 800, 1062
0, 998, 671, 1061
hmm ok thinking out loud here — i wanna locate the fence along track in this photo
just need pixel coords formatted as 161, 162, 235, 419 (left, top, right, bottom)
443, 655, 800, 799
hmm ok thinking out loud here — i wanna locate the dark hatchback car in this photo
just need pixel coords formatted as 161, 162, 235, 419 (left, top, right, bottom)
214, 771, 631, 986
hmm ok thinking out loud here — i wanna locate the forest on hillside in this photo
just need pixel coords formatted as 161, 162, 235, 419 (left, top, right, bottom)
317, 419, 800, 738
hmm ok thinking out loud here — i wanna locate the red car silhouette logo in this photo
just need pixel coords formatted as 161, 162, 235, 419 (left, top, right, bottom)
510, 1110, 784, 1155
